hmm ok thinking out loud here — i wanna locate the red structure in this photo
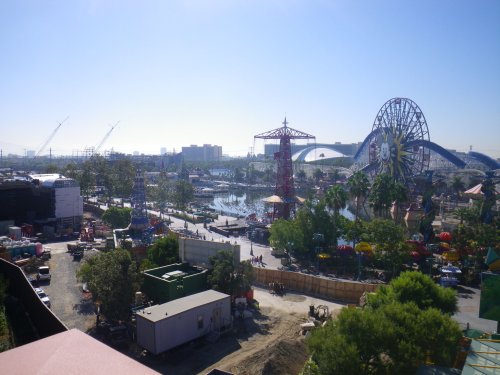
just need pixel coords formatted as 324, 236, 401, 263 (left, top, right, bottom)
255, 118, 315, 220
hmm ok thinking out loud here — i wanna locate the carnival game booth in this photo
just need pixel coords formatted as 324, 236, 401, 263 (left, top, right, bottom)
439, 264, 462, 287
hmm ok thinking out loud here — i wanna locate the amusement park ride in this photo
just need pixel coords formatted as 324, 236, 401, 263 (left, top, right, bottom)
353, 97, 500, 184
258, 97, 499, 225
255, 118, 315, 220
128, 169, 150, 238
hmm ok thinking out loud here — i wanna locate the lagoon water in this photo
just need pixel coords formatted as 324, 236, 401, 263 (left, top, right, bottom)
203, 190, 268, 217
198, 190, 354, 220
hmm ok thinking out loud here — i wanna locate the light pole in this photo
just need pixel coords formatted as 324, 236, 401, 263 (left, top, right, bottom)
356, 251, 362, 281
313, 233, 324, 272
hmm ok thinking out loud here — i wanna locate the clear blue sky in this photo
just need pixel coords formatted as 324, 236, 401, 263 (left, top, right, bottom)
1, 0, 499, 158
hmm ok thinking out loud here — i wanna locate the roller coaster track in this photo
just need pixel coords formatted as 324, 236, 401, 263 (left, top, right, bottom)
353, 129, 467, 169
467, 151, 500, 170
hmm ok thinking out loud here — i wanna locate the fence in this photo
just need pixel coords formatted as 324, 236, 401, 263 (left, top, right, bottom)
253, 267, 379, 304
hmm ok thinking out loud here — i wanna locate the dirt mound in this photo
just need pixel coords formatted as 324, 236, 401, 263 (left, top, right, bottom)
231, 338, 309, 375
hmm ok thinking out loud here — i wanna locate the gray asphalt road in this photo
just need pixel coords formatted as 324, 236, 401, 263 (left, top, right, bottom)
453, 284, 497, 334
39, 241, 96, 332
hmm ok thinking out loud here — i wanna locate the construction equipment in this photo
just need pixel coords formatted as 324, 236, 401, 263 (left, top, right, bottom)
95, 121, 119, 153
35, 116, 69, 157
308, 304, 330, 322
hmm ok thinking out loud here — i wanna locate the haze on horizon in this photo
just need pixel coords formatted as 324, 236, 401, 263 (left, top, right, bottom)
0, 1, 499, 159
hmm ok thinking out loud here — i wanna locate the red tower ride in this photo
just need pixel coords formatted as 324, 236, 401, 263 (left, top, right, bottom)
255, 118, 315, 220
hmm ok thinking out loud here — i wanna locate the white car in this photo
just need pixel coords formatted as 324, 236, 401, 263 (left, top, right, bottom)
37, 266, 51, 281
34, 287, 51, 308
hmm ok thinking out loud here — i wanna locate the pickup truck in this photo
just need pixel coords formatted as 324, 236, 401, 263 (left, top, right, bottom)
37, 266, 51, 282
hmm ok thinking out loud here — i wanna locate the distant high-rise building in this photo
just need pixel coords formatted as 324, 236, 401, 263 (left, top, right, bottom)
160, 147, 167, 155
181, 144, 222, 162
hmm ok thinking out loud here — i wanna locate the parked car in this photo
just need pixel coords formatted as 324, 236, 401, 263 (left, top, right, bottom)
41, 247, 52, 258
34, 287, 51, 308
107, 325, 129, 347
37, 266, 51, 282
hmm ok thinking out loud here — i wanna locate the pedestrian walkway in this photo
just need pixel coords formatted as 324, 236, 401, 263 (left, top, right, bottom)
163, 210, 282, 269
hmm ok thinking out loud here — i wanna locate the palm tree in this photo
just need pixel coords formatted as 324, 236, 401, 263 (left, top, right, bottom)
369, 174, 394, 218
296, 169, 307, 182
391, 182, 409, 223
451, 176, 465, 205
325, 185, 348, 247
347, 171, 370, 220
313, 168, 324, 185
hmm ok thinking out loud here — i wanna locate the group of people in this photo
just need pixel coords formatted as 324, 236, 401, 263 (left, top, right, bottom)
251, 254, 264, 267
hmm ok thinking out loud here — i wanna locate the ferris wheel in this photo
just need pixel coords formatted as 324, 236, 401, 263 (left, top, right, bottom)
363, 97, 431, 183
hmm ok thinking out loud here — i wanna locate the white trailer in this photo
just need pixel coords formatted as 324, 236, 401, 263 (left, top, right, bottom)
136, 290, 231, 355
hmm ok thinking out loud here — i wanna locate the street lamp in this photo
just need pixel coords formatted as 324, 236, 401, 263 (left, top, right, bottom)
356, 251, 362, 281
313, 233, 324, 272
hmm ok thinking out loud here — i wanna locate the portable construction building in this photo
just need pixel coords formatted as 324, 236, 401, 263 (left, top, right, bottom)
136, 289, 231, 354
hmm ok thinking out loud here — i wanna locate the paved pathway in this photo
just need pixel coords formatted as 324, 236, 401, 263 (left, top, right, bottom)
95, 204, 500, 334
163, 210, 282, 269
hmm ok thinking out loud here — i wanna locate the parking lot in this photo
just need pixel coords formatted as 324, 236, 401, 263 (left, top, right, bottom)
36, 241, 96, 332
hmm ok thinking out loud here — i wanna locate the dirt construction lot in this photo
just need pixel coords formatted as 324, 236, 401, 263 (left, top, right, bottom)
138, 287, 345, 375
37, 241, 346, 375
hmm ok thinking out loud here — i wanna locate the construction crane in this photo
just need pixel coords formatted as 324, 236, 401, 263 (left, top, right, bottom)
95, 121, 119, 153
35, 116, 69, 158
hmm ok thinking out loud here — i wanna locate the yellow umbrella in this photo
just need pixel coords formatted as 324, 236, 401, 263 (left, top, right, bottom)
262, 195, 283, 203
355, 242, 372, 252
442, 250, 459, 262
317, 252, 331, 259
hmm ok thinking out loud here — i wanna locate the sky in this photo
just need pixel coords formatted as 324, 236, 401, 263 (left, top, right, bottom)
0, 0, 499, 159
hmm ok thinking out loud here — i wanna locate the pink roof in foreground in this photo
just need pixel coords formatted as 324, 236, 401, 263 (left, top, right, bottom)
0, 329, 160, 375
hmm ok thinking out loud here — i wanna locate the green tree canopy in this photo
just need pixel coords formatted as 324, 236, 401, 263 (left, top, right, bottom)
110, 159, 136, 197
296, 169, 307, 182
307, 272, 462, 374
294, 199, 334, 254
312, 168, 324, 184
451, 175, 465, 202
101, 206, 132, 229
77, 249, 141, 321
269, 219, 305, 255
325, 185, 348, 248
363, 218, 410, 277
147, 176, 171, 218
207, 250, 254, 296
147, 234, 179, 267
208, 250, 235, 294
369, 173, 394, 218
172, 180, 194, 210
364, 219, 407, 251
368, 271, 458, 314
347, 171, 370, 220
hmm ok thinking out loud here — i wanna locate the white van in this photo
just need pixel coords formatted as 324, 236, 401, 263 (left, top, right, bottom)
37, 266, 51, 281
